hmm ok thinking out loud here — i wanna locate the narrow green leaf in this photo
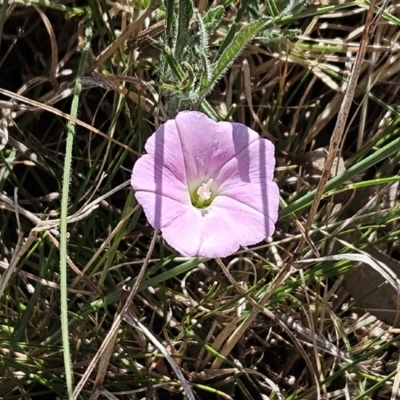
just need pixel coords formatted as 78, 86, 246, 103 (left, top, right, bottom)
174, 0, 194, 60
214, 0, 249, 61
202, 5, 225, 31
200, 100, 220, 121
196, 13, 212, 89
59, 17, 93, 400
205, 18, 267, 92
151, 40, 185, 80
139, 257, 207, 292
196, 11, 210, 56
199, 51, 211, 91
264, 0, 279, 17
165, 0, 175, 44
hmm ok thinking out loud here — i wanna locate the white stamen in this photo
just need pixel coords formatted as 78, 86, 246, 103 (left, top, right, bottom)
196, 178, 213, 201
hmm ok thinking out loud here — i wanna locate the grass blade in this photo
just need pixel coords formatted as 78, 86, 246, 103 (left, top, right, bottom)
59, 16, 93, 399
280, 133, 400, 218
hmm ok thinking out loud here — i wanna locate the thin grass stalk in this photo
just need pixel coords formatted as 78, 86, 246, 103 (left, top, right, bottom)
59, 16, 93, 399
73, 231, 158, 398
302, 0, 377, 238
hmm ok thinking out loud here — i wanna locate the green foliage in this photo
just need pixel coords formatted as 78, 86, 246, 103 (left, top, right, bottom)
157, 0, 271, 114
202, 18, 268, 94
280, 0, 314, 16
132, 0, 152, 9
202, 5, 224, 31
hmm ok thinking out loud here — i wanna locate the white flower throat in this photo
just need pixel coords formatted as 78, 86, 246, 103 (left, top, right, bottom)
197, 178, 213, 200
192, 178, 214, 208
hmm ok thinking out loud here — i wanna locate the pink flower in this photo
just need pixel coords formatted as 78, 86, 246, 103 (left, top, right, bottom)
131, 111, 279, 258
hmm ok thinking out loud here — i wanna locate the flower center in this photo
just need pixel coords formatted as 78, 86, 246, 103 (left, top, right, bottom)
191, 178, 215, 208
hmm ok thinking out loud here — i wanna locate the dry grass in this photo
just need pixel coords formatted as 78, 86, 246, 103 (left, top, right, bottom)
1, 0, 400, 399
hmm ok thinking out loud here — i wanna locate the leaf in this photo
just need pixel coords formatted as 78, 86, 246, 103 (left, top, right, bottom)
203, 17, 267, 92
174, 0, 194, 60
151, 40, 185, 80
203, 5, 225, 31
165, 0, 175, 44
213, 0, 249, 62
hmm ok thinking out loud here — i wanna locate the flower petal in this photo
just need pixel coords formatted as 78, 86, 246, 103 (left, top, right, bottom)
143, 120, 188, 184
214, 180, 280, 244
174, 112, 267, 185
135, 191, 191, 231
160, 206, 242, 258
131, 111, 280, 258
131, 154, 190, 229
214, 123, 276, 188
159, 180, 279, 258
